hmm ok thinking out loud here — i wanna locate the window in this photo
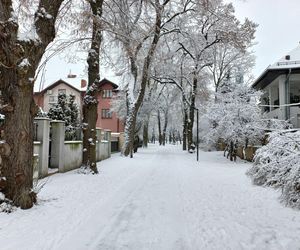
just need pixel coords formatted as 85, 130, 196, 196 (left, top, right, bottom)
102, 89, 113, 98
49, 96, 57, 103
58, 89, 66, 95
101, 109, 112, 119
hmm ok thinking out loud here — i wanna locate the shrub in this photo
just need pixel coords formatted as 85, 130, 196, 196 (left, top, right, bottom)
247, 130, 300, 208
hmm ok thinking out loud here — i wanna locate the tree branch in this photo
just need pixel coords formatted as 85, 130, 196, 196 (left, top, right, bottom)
0, 0, 12, 22
178, 42, 195, 60
34, 0, 65, 46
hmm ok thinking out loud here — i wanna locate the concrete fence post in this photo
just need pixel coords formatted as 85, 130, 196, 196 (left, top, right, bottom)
105, 130, 112, 157
50, 120, 65, 171
34, 117, 50, 178
118, 132, 125, 152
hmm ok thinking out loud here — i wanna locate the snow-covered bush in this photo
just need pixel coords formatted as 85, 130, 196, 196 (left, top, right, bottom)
36, 107, 47, 118
281, 166, 300, 208
204, 83, 263, 150
247, 130, 300, 208
48, 93, 80, 140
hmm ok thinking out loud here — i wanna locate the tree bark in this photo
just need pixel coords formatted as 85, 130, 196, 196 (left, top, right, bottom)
142, 120, 148, 148
162, 109, 168, 146
157, 110, 163, 145
187, 72, 197, 150
178, 131, 182, 144
0, 0, 64, 208
123, 1, 163, 156
82, 0, 104, 174
182, 110, 188, 150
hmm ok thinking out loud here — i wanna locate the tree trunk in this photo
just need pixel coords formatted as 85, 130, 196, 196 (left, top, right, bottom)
151, 129, 156, 144
81, 0, 104, 174
123, 2, 163, 156
0, 0, 64, 208
123, 108, 138, 157
142, 121, 148, 148
182, 110, 188, 150
157, 110, 163, 145
1, 70, 36, 208
187, 73, 197, 150
178, 131, 182, 144
162, 110, 168, 146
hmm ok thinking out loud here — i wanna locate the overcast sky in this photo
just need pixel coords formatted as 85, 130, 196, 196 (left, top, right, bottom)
37, 0, 300, 91
228, 0, 300, 78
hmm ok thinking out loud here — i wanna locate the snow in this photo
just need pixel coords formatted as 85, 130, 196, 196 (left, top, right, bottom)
18, 58, 31, 68
269, 43, 300, 70
18, 28, 40, 42
38, 7, 53, 19
1, 145, 300, 249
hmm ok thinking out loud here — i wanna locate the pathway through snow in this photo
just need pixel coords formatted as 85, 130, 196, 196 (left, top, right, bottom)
1, 145, 300, 250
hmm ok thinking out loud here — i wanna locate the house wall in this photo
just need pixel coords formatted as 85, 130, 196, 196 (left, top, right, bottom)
33, 93, 44, 109
35, 79, 124, 132
43, 82, 82, 112
96, 82, 125, 132
262, 74, 300, 127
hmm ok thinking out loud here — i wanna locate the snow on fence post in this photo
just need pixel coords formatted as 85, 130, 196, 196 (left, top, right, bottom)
34, 117, 50, 178
50, 120, 65, 171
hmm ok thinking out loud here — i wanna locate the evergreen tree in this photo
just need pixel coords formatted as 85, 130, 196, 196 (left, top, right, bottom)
48, 93, 79, 140
68, 94, 79, 127
48, 92, 68, 121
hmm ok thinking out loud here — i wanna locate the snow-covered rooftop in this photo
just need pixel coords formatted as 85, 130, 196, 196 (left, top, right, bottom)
35, 77, 120, 94
58, 77, 87, 92
35, 77, 87, 93
252, 43, 300, 89
269, 43, 300, 70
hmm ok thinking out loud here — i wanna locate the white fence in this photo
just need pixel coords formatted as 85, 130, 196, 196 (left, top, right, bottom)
33, 118, 114, 178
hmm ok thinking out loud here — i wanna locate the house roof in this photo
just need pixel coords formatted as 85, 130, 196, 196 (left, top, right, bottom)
35, 78, 119, 94
37, 79, 84, 94
99, 78, 119, 89
252, 44, 300, 89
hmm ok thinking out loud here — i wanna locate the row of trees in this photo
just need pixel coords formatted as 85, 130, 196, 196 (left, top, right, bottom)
110, 0, 257, 154
0, 0, 258, 209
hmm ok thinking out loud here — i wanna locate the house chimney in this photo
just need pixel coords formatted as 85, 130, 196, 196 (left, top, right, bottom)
81, 79, 87, 88
67, 70, 77, 78
285, 55, 290, 60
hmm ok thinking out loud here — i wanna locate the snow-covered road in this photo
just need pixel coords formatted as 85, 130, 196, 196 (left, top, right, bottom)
1, 145, 300, 250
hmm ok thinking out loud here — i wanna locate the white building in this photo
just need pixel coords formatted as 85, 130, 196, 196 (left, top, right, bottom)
252, 43, 300, 128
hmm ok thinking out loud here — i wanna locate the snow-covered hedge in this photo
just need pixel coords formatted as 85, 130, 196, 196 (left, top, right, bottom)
247, 130, 300, 209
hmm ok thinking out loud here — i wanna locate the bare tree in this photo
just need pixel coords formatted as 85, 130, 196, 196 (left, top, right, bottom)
153, 0, 257, 151
209, 43, 255, 94
81, 0, 104, 174
103, 0, 193, 157
0, 0, 65, 208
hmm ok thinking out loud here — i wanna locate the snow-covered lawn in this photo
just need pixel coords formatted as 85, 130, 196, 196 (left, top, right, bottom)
1, 145, 300, 250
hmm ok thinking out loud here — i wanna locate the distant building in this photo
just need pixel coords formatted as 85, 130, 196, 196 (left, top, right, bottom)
34, 78, 85, 113
252, 43, 300, 128
34, 76, 124, 132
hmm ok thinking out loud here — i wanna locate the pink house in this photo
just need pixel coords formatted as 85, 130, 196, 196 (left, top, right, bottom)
34, 77, 124, 133
95, 78, 124, 132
